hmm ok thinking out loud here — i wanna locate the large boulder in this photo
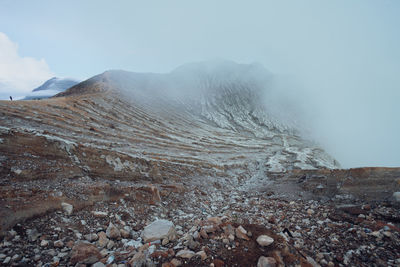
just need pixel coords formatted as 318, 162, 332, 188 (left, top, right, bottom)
141, 220, 176, 243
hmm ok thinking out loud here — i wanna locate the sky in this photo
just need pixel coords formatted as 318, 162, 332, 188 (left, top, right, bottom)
0, 0, 399, 167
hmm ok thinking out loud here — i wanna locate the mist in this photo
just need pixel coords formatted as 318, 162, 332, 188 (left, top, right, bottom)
0, 0, 399, 167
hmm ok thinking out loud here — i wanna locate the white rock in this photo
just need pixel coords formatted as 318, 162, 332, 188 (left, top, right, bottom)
3, 256, 11, 264
40, 240, 49, 247
237, 225, 247, 235
92, 262, 106, 267
75, 232, 82, 239
393, 192, 400, 202
141, 219, 176, 242
61, 202, 73, 215
256, 235, 274, 246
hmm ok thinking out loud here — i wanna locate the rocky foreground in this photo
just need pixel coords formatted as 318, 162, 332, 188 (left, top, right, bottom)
0, 175, 399, 267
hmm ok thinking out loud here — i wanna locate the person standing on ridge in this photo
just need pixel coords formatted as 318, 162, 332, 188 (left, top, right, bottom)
9, 96, 12, 101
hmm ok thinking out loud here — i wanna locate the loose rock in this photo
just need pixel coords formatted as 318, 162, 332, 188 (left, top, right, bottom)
257, 256, 277, 267
61, 202, 73, 215
176, 249, 195, 259
256, 235, 274, 247
92, 211, 108, 218
141, 219, 176, 243
393, 192, 400, 202
235, 226, 249, 240
54, 240, 64, 248
70, 242, 102, 265
106, 222, 121, 239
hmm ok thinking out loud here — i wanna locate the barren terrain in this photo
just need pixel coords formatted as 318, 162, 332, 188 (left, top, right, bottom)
0, 62, 399, 266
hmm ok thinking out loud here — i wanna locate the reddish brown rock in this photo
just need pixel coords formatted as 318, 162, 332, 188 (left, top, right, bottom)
69, 242, 102, 265
207, 216, 222, 225
199, 228, 208, 239
213, 259, 225, 267
106, 222, 121, 239
150, 250, 169, 258
235, 225, 249, 240
136, 185, 161, 205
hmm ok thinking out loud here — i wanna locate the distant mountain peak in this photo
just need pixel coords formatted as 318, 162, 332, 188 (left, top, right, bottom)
24, 77, 80, 100
32, 77, 79, 92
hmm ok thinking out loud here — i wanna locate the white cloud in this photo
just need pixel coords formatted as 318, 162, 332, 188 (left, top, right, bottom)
0, 32, 53, 99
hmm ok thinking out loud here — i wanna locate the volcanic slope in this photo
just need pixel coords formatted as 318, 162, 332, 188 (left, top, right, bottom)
1, 61, 338, 183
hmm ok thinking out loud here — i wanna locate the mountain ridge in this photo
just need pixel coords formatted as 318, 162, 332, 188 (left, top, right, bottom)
54, 60, 339, 170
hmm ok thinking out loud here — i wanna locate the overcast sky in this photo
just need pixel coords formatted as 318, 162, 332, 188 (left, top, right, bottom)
0, 0, 399, 167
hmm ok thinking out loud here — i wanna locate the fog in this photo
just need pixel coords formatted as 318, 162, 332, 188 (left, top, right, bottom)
0, 0, 399, 167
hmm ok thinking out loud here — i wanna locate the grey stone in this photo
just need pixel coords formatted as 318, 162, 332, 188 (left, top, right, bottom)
257, 256, 276, 267
141, 219, 176, 243
92, 262, 106, 267
3, 256, 11, 264
61, 202, 73, 215
40, 240, 49, 247
84, 233, 99, 242
26, 228, 41, 242
256, 235, 274, 246
106, 222, 121, 239
393, 192, 400, 202
176, 249, 195, 259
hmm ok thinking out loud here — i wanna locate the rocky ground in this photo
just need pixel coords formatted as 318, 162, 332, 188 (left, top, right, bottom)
1, 174, 399, 267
